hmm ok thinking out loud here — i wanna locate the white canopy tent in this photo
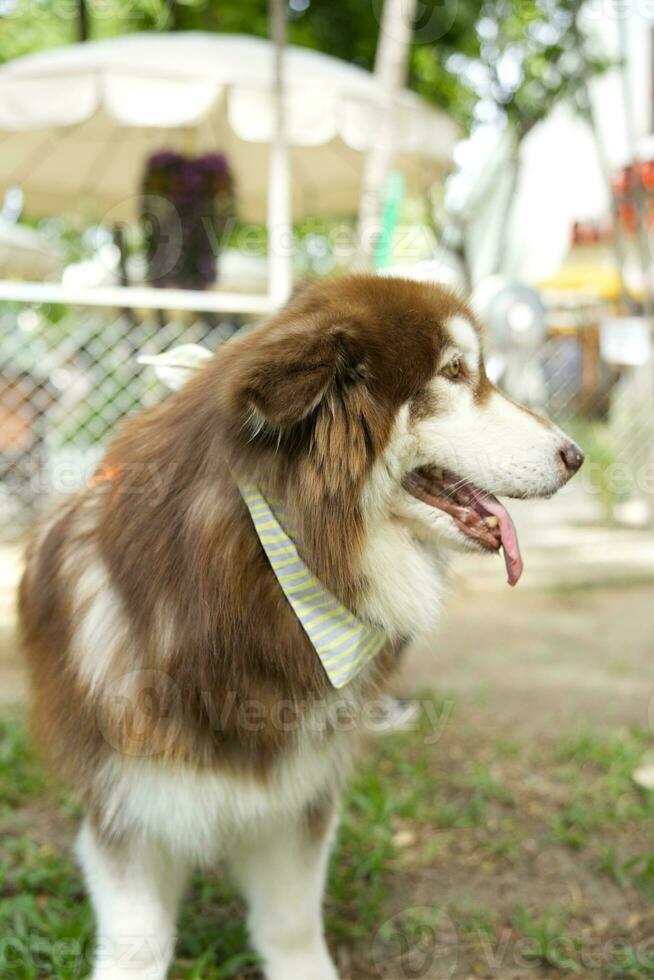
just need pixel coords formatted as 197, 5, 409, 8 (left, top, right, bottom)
0, 31, 458, 313
0, 32, 457, 312
0, 32, 457, 225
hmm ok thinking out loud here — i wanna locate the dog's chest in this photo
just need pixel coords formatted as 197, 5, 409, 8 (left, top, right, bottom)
99, 716, 354, 861
357, 518, 447, 642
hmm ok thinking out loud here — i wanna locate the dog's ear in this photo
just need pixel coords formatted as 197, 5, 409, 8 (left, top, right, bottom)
139, 344, 212, 391
234, 320, 366, 428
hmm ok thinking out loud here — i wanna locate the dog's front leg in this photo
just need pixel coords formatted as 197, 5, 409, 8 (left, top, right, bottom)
227, 800, 339, 980
76, 818, 189, 980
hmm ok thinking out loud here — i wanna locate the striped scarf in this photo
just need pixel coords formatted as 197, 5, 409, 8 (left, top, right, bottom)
237, 479, 387, 688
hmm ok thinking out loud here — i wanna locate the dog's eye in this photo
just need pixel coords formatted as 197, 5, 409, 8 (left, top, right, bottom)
444, 356, 462, 380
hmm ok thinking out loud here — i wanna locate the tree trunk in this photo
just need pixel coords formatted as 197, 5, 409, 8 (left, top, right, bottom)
492, 136, 522, 276
78, 0, 89, 41
356, 0, 417, 270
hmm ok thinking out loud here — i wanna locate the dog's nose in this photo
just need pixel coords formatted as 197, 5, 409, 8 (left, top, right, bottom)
559, 441, 584, 476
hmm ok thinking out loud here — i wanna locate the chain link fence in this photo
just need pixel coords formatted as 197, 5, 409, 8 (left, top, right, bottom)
0, 303, 243, 537
541, 299, 654, 523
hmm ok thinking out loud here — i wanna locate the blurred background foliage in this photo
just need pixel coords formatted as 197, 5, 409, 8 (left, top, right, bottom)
0, 0, 482, 126
0, 0, 603, 134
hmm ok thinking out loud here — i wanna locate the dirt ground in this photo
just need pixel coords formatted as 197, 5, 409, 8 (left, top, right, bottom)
402, 579, 654, 737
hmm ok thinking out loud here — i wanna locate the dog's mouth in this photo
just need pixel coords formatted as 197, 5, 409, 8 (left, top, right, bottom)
403, 466, 524, 586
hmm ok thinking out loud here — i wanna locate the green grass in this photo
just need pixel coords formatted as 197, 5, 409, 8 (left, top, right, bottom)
511, 905, 579, 972
4, 707, 654, 977
0, 716, 46, 813
0, 836, 92, 979
327, 764, 397, 941
607, 945, 654, 978
0, 717, 404, 979
546, 728, 654, 850
553, 729, 649, 774
452, 902, 496, 940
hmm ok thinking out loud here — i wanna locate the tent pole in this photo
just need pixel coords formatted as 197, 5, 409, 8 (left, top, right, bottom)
356, 0, 417, 270
268, 0, 293, 309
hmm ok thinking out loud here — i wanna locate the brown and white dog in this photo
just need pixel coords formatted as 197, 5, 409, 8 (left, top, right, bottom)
19, 275, 583, 980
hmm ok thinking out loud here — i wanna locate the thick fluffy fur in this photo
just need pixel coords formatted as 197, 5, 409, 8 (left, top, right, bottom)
19, 276, 578, 979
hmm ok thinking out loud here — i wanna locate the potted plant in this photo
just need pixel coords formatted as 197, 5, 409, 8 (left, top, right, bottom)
141, 150, 235, 290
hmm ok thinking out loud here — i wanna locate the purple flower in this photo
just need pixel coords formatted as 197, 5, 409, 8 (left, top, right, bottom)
141, 148, 235, 290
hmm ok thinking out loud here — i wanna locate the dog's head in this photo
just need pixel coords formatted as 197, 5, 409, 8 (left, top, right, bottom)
165, 276, 583, 588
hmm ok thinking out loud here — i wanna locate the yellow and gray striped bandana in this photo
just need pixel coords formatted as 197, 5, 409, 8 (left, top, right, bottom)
237, 479, 387, 688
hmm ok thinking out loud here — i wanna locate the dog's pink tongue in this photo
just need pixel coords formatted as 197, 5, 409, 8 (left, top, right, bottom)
476, 493, 524, 587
